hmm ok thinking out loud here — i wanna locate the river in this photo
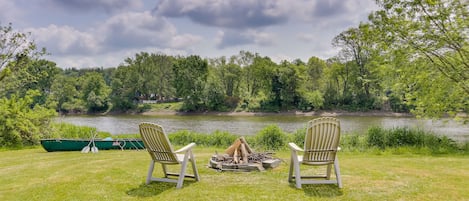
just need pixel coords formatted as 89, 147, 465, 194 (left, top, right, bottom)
55, 114, 469, 142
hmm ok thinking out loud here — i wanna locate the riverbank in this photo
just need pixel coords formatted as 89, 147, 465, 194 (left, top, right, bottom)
141, 110, 414, 117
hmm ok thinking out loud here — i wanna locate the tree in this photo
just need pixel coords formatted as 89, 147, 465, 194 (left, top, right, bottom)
123, 52, 175, 101
20, 60, 62, 105
0, 23, 44, 82
332, 23, 383, 110
370, 0, 469, 117
81, 72, 112, 113
210, 56, 243, 98
305, 56, 327, 91
173, 55, 208, 111
110, 65, 139, 110
268, 61, 300, 110
48, 74, 85, 113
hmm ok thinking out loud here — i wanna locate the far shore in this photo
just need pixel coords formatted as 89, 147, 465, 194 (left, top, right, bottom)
141, 110, 414, 117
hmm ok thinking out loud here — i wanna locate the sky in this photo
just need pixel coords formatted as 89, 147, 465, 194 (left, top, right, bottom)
1, 0, 379, 69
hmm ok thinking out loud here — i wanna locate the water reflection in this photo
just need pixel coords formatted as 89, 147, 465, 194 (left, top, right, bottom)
55, 115, 469, 142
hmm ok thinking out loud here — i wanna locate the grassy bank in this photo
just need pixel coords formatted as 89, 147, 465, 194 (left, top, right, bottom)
1, 147, 468, 201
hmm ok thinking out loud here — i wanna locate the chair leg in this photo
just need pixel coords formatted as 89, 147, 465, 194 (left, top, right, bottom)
161, 164, 168, 178
326, 164, 332, 180
176, 152, 190, 188
288, 156, 294, 182
334, 157, 342, 188
146, 160, 155, 184
290, 152, 302, 189
189, 151, 200, 181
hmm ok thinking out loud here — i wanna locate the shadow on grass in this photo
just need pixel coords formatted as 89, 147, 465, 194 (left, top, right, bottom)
127, 181, 197, 197
289, 183, 343, 197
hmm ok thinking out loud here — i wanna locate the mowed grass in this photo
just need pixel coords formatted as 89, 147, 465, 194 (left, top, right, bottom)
1, 147, 468, 201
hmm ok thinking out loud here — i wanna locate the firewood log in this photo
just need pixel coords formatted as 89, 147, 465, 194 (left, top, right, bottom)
240, 143, 248, 164
239, 136, 253, 154
233, 148, 239, 164
225, 138, 241, 156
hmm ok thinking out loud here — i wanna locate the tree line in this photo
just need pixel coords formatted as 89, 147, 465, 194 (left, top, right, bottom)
0, 51, 414, 114
1, 0, 468, 147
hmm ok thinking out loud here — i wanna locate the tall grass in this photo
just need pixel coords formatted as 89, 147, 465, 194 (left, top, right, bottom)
168, 125, 469, 154
341, 126, 467, 154
48, 123, 468, 154
50, 123, 112, 139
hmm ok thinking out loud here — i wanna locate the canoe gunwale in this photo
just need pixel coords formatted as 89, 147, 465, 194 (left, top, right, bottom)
40, 138, 145, 152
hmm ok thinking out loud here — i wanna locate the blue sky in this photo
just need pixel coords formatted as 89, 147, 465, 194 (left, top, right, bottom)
1, 0, 378, 68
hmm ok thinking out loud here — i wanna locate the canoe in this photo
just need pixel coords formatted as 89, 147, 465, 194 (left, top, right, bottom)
40, 138, 145, 152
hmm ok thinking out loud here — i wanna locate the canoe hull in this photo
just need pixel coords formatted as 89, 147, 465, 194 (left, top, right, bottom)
40, 139, 145, 152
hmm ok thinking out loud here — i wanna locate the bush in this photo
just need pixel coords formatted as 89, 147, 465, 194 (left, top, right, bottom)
253, 124, 287, 151
207, 130, 238, 148
169, 130, 207, 146
366, 126, 386, 149
0, 91, 57, 147
289, 127, 306, 146
340, 133, 367, 151
365, 126, 460, 153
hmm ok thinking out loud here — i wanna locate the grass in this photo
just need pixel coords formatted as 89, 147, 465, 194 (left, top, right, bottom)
148, 102, 183, 112
1, 147, 468, 201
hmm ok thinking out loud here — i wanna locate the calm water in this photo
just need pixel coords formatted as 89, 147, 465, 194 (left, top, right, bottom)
55, 114, 469, 142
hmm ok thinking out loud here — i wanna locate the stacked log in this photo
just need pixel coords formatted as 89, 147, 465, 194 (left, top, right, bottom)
209, 137, 281, 171
224, 137, 253, 164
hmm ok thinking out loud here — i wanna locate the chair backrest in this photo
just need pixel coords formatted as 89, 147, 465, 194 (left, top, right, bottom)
303, 117, 341, 165
139, 122, 179, 164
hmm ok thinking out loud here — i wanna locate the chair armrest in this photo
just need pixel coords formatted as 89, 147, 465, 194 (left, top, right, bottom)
175, 142, 196, 153
288, 142, 304, 152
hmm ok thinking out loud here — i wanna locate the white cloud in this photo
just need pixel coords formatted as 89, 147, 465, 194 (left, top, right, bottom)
47, 0, 143, 13
27, 24, 100, 55
27, 11, 202, 59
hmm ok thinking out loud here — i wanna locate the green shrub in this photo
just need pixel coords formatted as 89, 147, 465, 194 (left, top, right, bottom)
341, 133, 367, 151
254, 124, 287, 151
289, 128, 306, 146
365, 126, 460, 154
0, 91, 57, 147
366, 126, 386, 149
168, 130, 206, 146
207, 130, 238, 148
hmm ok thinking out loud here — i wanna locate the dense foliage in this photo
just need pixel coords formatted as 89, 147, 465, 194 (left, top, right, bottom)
0, 91, 56, 147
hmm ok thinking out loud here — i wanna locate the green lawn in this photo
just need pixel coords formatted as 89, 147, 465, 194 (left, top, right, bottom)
1, 147, 468, 201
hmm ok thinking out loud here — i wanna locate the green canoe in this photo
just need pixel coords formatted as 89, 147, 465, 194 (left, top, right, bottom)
40, 138, 145, 152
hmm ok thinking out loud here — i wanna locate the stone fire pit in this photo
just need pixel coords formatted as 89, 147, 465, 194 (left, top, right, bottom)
208, 137, 281, 172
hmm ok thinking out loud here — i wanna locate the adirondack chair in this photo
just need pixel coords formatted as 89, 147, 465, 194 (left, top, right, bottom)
288, 117, 343, 188
139, 122, 200, 188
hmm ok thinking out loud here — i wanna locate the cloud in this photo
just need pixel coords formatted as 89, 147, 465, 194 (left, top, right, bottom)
296, 33, 316, 42
154, 0, 377, 29
312, 0, 348, 17
27, 24, 100, 55
0, 0, 22, 24
100, 11, 201, 49
47, 0, 143, 13
216, 30, 274, 49
27, 11, 202, 57
46, 47, 189, 68
154, 0, 289, 29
